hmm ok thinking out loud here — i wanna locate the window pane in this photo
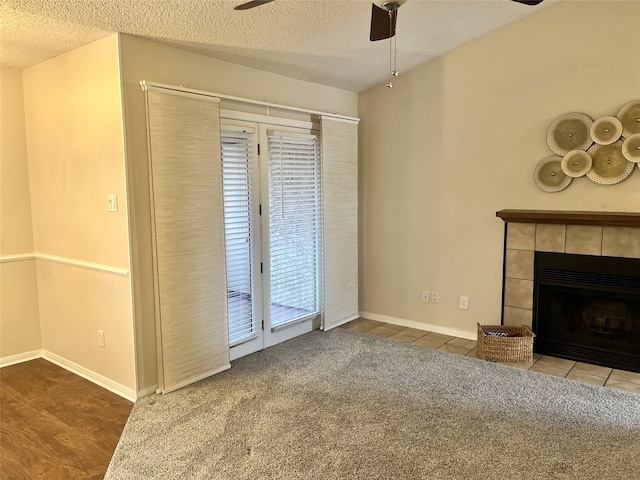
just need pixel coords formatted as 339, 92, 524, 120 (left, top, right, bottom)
221, 130, 257, 345
267, 133, 321, 327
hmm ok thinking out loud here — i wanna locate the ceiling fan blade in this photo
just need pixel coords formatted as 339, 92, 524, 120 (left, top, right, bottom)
511, 0, 544, 5
234, 0, 275, 11
370, 3, 397, 42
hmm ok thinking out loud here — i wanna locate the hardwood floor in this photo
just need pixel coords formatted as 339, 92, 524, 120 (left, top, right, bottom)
0, 359, 133, 480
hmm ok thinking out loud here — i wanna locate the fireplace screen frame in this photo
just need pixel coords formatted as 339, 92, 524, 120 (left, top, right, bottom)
533, 251, 640, 373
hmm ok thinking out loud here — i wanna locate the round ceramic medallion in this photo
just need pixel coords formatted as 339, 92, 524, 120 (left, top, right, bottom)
622, 133, 640, 162
547, 112, 593, 156
586, 141, 634, 185
617, 100, 640, 137
534, 155, 572, 192
561, 150, 592, 177
590, 116, 622, 145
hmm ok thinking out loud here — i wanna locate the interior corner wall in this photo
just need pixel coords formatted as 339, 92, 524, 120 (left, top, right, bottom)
118, 33, 358, 393
0, 67, 41, 360
358, 0, 640, 338
21, 34, 136, 395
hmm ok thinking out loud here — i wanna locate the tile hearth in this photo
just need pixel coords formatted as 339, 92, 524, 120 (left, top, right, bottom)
340, 318, 640, 394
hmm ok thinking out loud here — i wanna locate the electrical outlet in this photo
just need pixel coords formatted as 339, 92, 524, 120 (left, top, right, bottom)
107, 194, 118, 212
431, 291, 439, 304
98, 330, 105, 348
422, 291, 430, 303
459, 296, 469, 310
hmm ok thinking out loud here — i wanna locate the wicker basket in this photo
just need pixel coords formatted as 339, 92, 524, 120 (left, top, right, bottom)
476, 323, 535, 363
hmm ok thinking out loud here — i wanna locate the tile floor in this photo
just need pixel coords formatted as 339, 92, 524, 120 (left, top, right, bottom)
340, 318, 640, 394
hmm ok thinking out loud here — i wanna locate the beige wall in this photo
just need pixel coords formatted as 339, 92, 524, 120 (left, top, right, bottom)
358, 0, 640, 337
119, 34, 358, 392
0, 67, 41, 359
22, 35, 136, 392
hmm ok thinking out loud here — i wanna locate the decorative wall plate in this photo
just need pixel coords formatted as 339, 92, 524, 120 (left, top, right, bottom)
590, 116, 622, 145
561, 150, 592, 177
617, 100, 640, 137
547, 112, 593, 156
586, 141, 634, 185
534, 155, 572, 192
622, 133, 640, 162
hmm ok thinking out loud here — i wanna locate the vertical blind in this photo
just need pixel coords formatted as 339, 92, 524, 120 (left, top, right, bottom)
221, 127, 259, 346
145, 87, 230, 393
267, 131, 321, 328
321, 116, 360, 330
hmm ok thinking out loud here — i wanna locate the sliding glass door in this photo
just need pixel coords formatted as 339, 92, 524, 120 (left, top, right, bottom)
221, 120, 321, 359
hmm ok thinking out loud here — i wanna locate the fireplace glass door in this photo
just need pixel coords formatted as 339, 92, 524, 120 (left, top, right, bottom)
533, 252, 640, 373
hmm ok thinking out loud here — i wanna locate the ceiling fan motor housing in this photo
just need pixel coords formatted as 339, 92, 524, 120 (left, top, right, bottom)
373, 0, 407, 13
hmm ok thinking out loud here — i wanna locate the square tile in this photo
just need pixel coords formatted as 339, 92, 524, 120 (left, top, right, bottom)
412, 337, 446, 349
499, 361, 534, 370
529, 363, 571, 378
367, 326, 396, 338
503, 278, 533, 309
609, 369, 640, 385
389, 332, 424, 344
447, 337, 477, 350
396, 328, 429, 340
341, 321, 371, 332
535, 355, 576, 371
570, 362, 612, 378
506, 223, 536, 251
605, 379, 640, 394
565, 371, 607, 387
602, 227, 640, 259
349, 318, 382, 330
535, 224, 566, 253
505, 249, 534, 280
503, 306, 533, 328
424, 332, 455, 343
565, 225, 602, 256
437, 344, 471, 356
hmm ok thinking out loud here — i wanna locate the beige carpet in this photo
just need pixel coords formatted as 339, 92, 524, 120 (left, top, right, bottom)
106, 329, 640, 479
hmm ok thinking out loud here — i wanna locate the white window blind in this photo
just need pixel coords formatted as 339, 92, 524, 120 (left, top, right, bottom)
321, 116, 359, 330
221, 128, 258, 346
145, 86, 230, 393
267, 131, 321, 328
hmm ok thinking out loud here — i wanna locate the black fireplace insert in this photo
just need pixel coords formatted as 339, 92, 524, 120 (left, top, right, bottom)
533, 252, 640, 373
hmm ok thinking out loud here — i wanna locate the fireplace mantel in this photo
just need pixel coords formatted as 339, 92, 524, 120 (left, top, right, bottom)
496, 210, 640, 228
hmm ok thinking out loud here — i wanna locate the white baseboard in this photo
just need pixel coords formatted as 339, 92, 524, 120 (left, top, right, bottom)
41, 351, 137, 402
359, 311, 477, 341
0, 349, 43, 368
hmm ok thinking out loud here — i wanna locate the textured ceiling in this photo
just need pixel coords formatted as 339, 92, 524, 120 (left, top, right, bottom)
0, 0, 559, 92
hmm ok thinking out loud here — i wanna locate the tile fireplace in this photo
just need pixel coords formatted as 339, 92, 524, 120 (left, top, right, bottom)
497, 210, 640, 372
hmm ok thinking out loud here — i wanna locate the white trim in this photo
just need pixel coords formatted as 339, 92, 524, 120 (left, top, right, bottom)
220, 109, 317, 130
0, 254, 35, 263
359, 311, 477, 341
42, 350, 136, 402
141, 80, 358, 123
116, 32, 141, 403
35, 254, 129, 277
0, 349, 42, 368
322, 314, 359, 331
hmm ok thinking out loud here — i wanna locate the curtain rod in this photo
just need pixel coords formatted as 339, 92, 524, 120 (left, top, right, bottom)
140, 81, 359, 123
